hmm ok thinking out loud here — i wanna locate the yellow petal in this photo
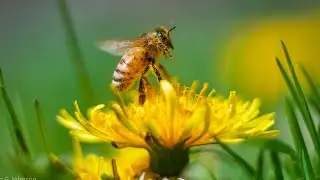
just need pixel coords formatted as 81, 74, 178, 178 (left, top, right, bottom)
255, 130, 280, 137
227, 91, 237, 118
56, 114, 83, 131
185, 102, 211, 147
72, 139, 83, 166
160, 80, 177, 142
74, 111, 114, 142
70, 131, 105, 143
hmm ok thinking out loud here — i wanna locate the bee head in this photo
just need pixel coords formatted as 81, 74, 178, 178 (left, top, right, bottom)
155, 26, 176, 49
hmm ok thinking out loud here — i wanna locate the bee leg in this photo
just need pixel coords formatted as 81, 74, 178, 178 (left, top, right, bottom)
155, 62, 170, 80
165, 50, 174, 61
160, 43, 174, 60
139, 76, 151, 105
150, 60, 163, 82
139, 66, 150, 105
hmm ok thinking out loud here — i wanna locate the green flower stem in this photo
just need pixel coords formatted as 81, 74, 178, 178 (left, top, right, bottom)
218, 141, 255, 177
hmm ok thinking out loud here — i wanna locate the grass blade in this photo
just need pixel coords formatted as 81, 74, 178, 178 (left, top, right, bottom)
255, 149, 264, 180
270, 151, 284, 180
0, 68, 30, 156
218, 141, 255, 177
5, 119, 20, 155
276, 58, 300, 107
284, 158, 301, 180
276, 57, 320, 158
315, 154, 320, 177
246, 139, 297, 160
286, 98, 315, 179
300, 148, 313, 180
300, 65, 320, 107
309, 98, 320, 116
34, 100, 74, 175
34, 99, 51, 156
57, 0, 95, 107
280, 41, 320, 157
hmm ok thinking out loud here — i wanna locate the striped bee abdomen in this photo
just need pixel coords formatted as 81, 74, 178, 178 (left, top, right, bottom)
112, 64, 133, 92
111, 50, 149, 92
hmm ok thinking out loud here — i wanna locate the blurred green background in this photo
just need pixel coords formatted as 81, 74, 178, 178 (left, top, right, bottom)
0, 0, 320, 179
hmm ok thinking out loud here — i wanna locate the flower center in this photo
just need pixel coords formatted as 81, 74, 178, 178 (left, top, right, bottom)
145, 133, 189, 177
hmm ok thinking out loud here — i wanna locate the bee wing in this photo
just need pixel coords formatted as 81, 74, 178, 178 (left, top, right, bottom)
96, 39, 141, 56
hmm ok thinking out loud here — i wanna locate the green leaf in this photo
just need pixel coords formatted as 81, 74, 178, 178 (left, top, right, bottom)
276, 58, 299, 104
309, 98, 320, 116
217, 141, 255, 177
284, 158, 301, 180
34, 99, 72, 175
300, 65, 320, 108
315, 154, 320, 177
34, 99, 51, 157
279, 41, 320, 158
57, 0, 95, 107
300, 148, 313, 180
318, 124, 320, 138
270, 151, 284, 180
0, 68, 30, 156
245, 139, 297, 160
286, 98, 315, 179
315, 126, 320, 177
254, 149, 264, 180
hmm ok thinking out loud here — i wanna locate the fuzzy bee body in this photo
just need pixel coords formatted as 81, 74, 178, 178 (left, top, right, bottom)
111, 47, 149, 92
97, 26, 176, 104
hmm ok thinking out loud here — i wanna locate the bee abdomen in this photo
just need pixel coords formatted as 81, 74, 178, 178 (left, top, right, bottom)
111, 64, 136, 92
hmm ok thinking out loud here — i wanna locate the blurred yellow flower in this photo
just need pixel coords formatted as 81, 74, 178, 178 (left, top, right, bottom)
220, 10, 320, 103
58, 80, 278, 150
72, 139, 149, 180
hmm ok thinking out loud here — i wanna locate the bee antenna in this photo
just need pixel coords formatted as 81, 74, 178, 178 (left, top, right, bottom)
168, 26, 176, 34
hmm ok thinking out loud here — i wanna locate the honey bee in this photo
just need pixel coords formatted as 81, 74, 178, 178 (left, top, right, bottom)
97, 26, 176, 104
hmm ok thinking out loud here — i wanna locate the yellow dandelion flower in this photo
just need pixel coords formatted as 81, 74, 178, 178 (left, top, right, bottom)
58, 80, 278, 177
72, 139, 149, 180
